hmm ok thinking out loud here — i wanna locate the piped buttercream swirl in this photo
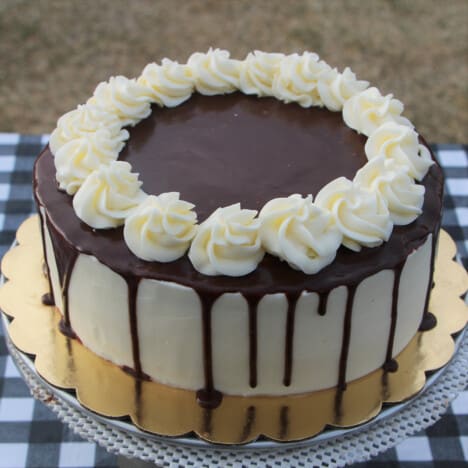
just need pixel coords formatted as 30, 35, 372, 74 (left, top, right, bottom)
365, 122, 434, 181
138, 59, 194, 107
239, 51, 283, 97
54, 131, 122, 195
315, 177, 393, 252
49, 104, 128, 155
187, 48, 241, 96
124, 193, 197, 262
73, 161, 145, 229
87, 76, 151, 127
188, 204, 264, 276
343, 87, 413, 136
354, 156, 425, 225
318, 67, 369, 112
272, 52, 333, 107
259, 194, 342, 274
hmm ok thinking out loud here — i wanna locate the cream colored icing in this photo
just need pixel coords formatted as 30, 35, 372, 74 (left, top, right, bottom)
87, 76, 152, 127
272, 52, 333, 107
187, 48, 241, 96
239, 50, 283, 97
124, 193, 197, 262
354, 156, 425, 225
315, 177, 393, 252
49, 104, 128, 155
259, 194, 342, 274
138, 59, 194, 107
73, 161, 145, 229
343, 87, 413, 136
188, 204, 264, 276
54, 130, 124, 195
365, 122, 434, 181
317, 67, 369, 111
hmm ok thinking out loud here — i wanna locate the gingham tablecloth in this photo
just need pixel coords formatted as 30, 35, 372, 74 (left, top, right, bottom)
0, 134, 466, 468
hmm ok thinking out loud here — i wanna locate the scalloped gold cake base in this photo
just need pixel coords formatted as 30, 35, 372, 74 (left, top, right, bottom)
1, 216, 467, 445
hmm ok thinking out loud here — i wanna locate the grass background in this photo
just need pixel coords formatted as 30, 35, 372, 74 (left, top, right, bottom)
1, 0, 467, 142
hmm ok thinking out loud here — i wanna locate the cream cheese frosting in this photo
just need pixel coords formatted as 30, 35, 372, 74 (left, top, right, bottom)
49, 104, 128, 155
343, 87, 413, 136
239, 50, 283, 97
188, 204, 264, 277
55, 132, 122, 195
87, 76, 152, 127
318, 67, 369, 112
50, 49, 434, 276
138, 59, 194, 108
187, 48, 241, 96
259, 194, 342, 274
354, 156, 425, 225
73, 161, 145, 229
315, 177, 393, 252
364, 122, 433, 181
272, 52, 333, 107
124, 193, 197, 262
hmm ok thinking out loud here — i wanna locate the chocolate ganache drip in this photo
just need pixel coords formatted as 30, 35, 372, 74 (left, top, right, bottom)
196, 291, 223, 409
283, 293, 300, 387
45, 215, 77, 339
37, 210, 55, 307
383, 261, 405, 373
419, 229, 440, 332
122, 277, 150, 381
247, 295, 261, 388
317, 291, 330, 316
337, 285, 357, 392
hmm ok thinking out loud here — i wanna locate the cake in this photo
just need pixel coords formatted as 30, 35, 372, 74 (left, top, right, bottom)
33, 49, 443, 410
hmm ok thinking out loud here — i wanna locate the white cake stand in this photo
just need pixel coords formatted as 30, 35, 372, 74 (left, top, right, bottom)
3, 309, 467, 468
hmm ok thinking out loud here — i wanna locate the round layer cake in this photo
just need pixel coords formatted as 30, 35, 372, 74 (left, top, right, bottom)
33, 50, 443, 408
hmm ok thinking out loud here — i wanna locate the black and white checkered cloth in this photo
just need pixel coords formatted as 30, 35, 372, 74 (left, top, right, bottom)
0, 134, 466, 467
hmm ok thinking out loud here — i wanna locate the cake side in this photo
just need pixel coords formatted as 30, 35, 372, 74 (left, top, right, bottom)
38, 217, 434, 396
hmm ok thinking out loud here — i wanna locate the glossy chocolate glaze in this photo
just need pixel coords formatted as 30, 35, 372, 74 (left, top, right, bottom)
120, 93, 368, 221
34, 93, 444, 408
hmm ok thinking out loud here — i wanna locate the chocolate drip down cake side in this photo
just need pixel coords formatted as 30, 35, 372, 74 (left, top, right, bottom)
33, 50, 443, 416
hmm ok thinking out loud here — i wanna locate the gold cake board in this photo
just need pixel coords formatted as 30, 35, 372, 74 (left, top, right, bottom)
0, 216, 467, 445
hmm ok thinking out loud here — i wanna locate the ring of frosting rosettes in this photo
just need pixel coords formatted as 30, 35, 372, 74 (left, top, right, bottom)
50, 49, 433, 277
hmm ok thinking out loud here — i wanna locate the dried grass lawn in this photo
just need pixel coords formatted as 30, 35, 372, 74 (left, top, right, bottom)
1, 0, 467, 142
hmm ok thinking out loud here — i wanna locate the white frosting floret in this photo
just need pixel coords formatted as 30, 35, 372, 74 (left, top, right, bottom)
54, 130, 123, 195
138, 59, 194, 107
87, 76, 151, 127
317, 67, 369, 112
272, 52, 333, 107
188, 204, 264, 276
365, 122, 433, 181
239, 51, 283, 97
354, 156, 425, 225
343, 87, 413, 136
259, 194, 342, 274
315, 177, 393, 252
124, 193, 197, 262
49, 104, 128, 155
73, 161, 145, 229
187, 48, 241, 95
